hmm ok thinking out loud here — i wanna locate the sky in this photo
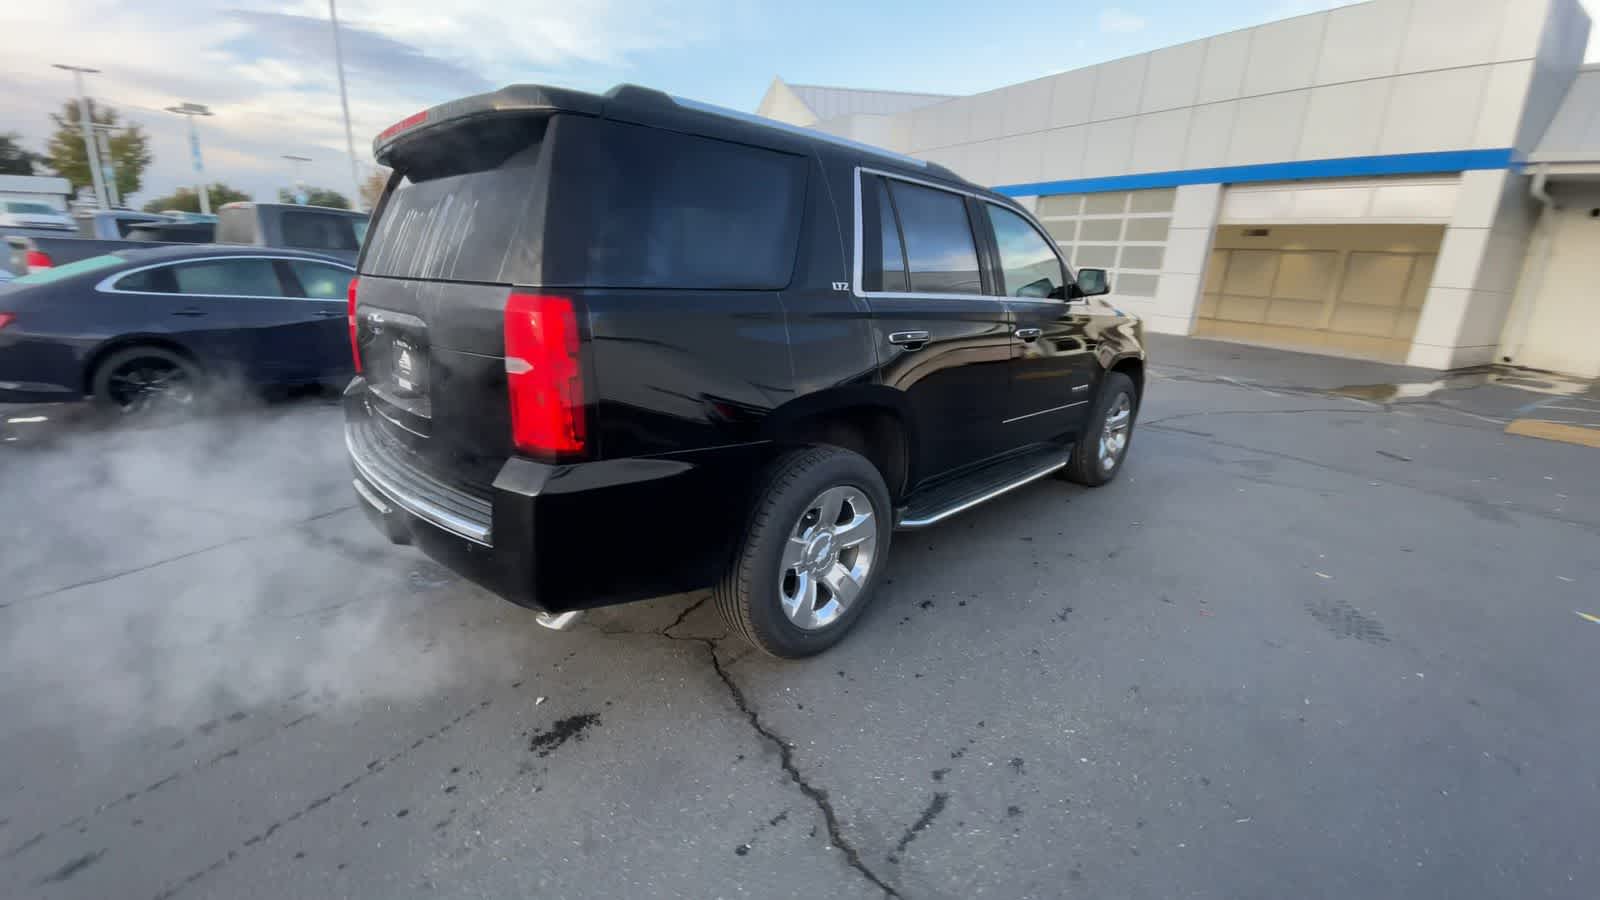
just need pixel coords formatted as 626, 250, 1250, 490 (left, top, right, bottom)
0, 0, 1594, 207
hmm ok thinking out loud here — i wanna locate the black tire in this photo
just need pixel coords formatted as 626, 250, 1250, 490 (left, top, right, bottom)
715, 446, 893, 658
89, 346, 203, 416
1062, 371, 1138, 486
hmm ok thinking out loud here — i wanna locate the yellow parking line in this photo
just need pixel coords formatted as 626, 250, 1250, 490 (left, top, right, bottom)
1506, 418, 1600, 448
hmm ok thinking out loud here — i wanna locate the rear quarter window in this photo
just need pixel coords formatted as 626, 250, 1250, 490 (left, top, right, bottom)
550, 119, 807, 290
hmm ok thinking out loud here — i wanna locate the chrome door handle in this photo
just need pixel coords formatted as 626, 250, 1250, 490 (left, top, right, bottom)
1014, 327, 1042, 341
888, 330, 930, 349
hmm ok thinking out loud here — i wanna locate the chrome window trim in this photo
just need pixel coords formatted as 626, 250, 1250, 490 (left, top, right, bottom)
94, 254, 354, 300
852, 166, 1078, 303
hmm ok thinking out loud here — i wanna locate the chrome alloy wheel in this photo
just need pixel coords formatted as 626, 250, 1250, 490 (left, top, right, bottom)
1098, 392, 1133, 472
778, 485, 878, 630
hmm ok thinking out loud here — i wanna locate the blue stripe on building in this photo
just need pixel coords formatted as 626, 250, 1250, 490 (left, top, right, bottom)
991, 149, 1517, 197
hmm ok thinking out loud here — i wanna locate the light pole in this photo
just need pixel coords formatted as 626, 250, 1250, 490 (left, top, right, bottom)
165, 103, 214, 215
52, 64, 109, 210
91, 123, 121, 207
282, 154, 311, 204
328, 1, 363, 209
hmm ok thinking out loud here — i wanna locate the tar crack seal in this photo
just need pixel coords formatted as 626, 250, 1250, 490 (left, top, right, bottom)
527, 713, 601, 758
888, 793, 949, 863
1304, 598, 1388, 644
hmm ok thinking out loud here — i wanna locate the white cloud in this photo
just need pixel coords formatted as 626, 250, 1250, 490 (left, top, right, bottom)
0, 0, 719, 205
1098, 7, 1148, 34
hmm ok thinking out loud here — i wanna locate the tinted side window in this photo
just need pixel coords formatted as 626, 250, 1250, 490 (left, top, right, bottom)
887, 180, 982, 295
861, 176, 908, 292
287, 260, 352, 299
171, 259, 285, 297
556, 120, 806, 290
986, 205, 1066, 299
281, 212, 359, 252
113, 266, 177, 293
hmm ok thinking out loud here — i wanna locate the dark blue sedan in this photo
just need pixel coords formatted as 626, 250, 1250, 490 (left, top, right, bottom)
0, 246, 355, 413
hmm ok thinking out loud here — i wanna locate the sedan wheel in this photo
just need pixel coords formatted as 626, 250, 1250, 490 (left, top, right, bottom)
91, 347, 203, 417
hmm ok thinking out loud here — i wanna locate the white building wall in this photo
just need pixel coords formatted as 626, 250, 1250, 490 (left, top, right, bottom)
797, 0, 1594, 370
869, 0, 1570, 188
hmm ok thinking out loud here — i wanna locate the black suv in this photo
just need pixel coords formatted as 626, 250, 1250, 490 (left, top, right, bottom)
345, 84, 1145, 657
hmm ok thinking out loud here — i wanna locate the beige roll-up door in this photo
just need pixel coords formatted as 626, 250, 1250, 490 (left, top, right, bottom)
1196, 224, 1443, 363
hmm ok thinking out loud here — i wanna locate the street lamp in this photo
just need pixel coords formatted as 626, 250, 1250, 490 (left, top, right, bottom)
165, 102, 214, 215
328, 1, 363, 209
282, 154, 312, 204
52, 63, 110, 210
90, 122, 121, 207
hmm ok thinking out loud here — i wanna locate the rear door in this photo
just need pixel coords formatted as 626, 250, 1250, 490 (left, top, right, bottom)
355, 117, 553, 486
978, 202, 1099, 444
278, 257, 357, 378
858, 172, 1014, 484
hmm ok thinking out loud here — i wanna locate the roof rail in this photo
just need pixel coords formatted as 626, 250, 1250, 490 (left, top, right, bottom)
669, 95, 929, 170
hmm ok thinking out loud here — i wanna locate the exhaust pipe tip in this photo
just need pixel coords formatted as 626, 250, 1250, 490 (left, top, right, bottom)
535, 610, 583, 632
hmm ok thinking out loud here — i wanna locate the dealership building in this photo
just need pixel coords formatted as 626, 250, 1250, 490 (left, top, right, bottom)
759, 0, 1600, 377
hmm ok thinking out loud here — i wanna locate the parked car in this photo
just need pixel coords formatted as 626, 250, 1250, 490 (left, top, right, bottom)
0, 246, 356, 412
216, 202, 368, 265
0, 200, 75, 231
344, 83, 1145, 657
76, 210, 174, 239
125, 221, 215, 243
4, 203, 360, 277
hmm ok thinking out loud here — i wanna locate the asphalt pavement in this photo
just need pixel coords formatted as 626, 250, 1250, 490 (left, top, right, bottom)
1, 338, 1597, 900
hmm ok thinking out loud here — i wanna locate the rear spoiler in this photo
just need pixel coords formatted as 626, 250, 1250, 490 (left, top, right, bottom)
373, 84, 672, 165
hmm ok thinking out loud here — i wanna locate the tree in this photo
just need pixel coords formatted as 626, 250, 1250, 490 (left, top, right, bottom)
0, 133, 41, 175
140, 184, 250, 214
359, 167, 392, 211
45, 100, 152, 200
277, 186, 350, 209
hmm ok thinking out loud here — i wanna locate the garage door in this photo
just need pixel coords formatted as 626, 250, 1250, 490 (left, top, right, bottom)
1196, 225, 1442, 363
1507, 206, 1600, 378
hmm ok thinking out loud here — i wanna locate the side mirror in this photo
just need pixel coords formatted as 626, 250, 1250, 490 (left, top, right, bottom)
1071, 268, 1110, 298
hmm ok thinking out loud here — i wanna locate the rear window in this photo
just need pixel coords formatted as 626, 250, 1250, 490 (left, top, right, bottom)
362, 114, 806, 290
361, 133, 548, 283
282, 211, 360, 252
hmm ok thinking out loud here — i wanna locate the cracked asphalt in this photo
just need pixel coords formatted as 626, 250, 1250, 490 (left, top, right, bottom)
3, 337, 1598, 900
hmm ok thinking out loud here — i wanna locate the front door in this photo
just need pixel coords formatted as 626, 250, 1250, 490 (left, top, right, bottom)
978, 202, 1098, 445
859, 173, 1014, 486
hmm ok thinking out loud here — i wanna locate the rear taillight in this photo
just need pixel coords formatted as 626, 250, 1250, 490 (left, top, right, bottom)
346, 277, 362, 374
24, 250, 51, 273
0, 313, 14, 330
504, 293, 585, 456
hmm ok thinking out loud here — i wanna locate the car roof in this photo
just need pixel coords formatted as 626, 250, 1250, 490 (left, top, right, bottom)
218, 202, 367, 218
377, 83, 999, 200
110, 244, 355, 266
